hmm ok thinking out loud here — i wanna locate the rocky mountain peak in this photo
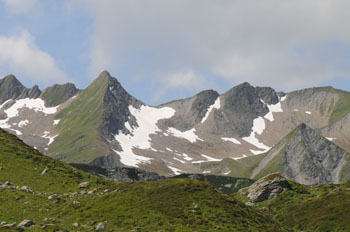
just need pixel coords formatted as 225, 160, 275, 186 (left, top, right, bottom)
191, 89, 219, 123
278, 123, 350, 184
0, 75, 42, 104
41, 83, 79, 107
218, 83, 280, 137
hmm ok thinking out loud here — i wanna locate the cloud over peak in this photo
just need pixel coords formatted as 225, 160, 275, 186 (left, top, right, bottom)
74, 0, 350, 96
0, 30, 68, 86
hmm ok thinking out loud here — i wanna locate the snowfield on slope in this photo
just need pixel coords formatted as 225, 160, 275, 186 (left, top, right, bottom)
222, 137, 241, 144
242, 96, 286, 154
0, 98, 58, 135
201, 97, 221, 123
114, 105, 175, 167
167, 127, 203, 143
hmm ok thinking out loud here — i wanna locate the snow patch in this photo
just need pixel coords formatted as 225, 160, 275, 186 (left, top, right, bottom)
231, 155, 247, 160
0, 99, 11, 109
241, 97, 287, 152
167, 127, 203, 143
201, 154, 221, 162
166, 147, 173, 152
326, 137, 336, 141
182, 153, 193, 161
42, 131, 58, 146
262, 99, 283, 122
305, 111, 311, 115
18, 120, 29, 127
53, 119, 60, 125
203, 171, 211, 174
250, 149, 266, 155
0, 98, 58, 136
114, 105, 175, 167
5, 98, 58, 118
168, 166, 182, 175
223, 171, 231, 175
222, 137, 241, 144
173, 157, 186, 164
201, 97, 221, 123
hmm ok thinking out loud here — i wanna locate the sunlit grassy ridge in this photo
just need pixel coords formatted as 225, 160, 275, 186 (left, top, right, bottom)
49, 74, 109, 164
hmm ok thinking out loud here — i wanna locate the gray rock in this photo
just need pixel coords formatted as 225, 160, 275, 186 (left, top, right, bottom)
0, 75, 41, 105
79, 182, 90, 188
71, 164, 165, 182
96, 222, 105, 230
41, 167, 50, 175
281, 124, 350, 184
20, 186, 33, 193
17, 220, 35, 227
247, 173, 290, 203
2, 181, 11, 187
3, 222, 16, 227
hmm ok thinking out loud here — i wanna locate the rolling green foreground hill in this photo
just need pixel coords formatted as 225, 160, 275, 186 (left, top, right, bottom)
236, 174, 350, 232
0, 128, 282, 231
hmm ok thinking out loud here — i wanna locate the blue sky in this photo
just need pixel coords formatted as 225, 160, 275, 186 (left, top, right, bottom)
0, 0, 350, 105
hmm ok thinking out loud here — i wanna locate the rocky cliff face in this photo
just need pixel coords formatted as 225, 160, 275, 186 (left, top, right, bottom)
0, 75, 41, 104
282, 124, 349, 184
100, 71, 143, 140
218, 83, 281, 137
252, 123, 350, 184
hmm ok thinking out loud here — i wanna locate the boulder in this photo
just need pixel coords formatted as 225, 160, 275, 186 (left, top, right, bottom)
17, 220, 35, 227
96, 222, 105, 230
20, 186, 33, 193
247, 173, 290, 203
41, 167, 50, 175
79, 182, 90, 188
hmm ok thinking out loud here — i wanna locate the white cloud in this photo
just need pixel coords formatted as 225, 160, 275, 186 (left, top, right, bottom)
73, 0, 350, 92
2, 0, 38, 14
151, 70, 206, 102
0, 30, 68, 86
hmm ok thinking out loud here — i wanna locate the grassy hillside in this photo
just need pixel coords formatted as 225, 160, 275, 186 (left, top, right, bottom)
329, 89, 350, 124
0, 129, 283, 231
49, 73, 110, 164
235, 179, 350, 232
200, 154, 267, 179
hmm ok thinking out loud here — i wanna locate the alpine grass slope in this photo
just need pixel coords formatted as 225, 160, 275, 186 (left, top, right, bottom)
0, 128, 282, 231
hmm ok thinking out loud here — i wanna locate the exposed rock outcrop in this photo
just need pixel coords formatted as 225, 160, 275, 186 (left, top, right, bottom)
252, 123, 350, 184
246, 173, 290, 203
71, 163, 165, 182
0, 75, 41, 104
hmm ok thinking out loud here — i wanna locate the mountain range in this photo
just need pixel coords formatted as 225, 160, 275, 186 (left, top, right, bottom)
1, 71, 350, 184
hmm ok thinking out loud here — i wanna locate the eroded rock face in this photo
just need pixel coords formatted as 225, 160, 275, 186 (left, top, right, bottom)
247, 173, 290, 203
17, 220, 35, 227
282, 124, 349, 184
